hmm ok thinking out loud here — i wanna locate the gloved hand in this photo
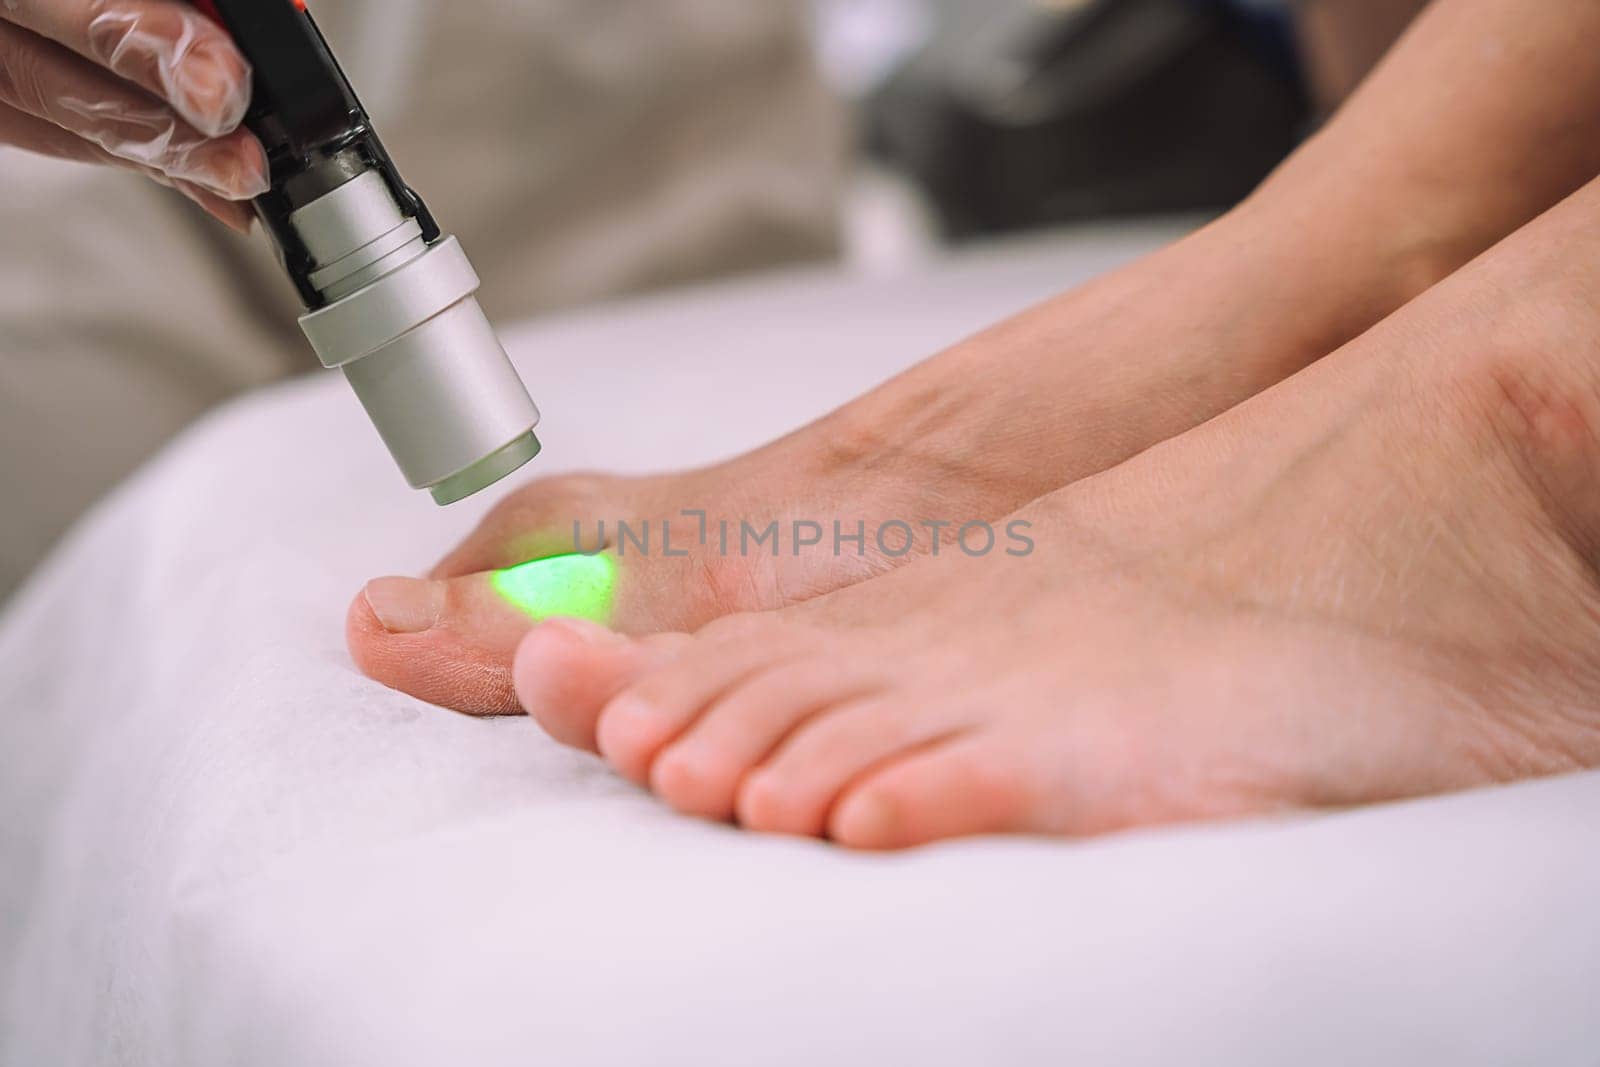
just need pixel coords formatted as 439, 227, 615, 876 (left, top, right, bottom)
0, 0, 268, 232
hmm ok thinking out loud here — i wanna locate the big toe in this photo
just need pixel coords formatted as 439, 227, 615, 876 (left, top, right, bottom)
348, 573, 535, 715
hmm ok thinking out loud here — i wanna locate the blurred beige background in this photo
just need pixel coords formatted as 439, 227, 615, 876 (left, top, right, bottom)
0, 0, 845, 600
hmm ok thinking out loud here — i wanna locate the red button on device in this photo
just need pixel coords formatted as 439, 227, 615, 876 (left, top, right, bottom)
192, 0, 307, 22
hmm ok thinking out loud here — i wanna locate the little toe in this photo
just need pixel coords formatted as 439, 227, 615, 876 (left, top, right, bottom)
736, 695, 969, 838
649, 658, 884, 821
829, 735, 1038, 850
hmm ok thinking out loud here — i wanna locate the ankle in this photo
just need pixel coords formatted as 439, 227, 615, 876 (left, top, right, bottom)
1227, 183, 1463, 348
1449, 309, 1600, 570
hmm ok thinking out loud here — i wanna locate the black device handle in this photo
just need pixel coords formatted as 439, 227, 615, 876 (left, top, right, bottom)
189, 0, 440, 308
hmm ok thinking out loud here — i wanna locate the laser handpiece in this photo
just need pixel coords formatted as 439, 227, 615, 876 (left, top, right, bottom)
191, 0, 542, 504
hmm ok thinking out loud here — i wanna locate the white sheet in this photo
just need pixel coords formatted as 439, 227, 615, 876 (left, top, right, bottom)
3, 222, 1597, 1067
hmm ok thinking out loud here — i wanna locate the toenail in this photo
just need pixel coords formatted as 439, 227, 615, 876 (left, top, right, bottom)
364, 577, 446, 634
736, 771, 781, 822
602, 694, 664, 733
595, 695, 663, 763
651, 747, 708, 795
833, 792, 895, 845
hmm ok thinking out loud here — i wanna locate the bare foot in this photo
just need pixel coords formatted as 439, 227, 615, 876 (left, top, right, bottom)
350, 0, 1600, 717
348, 193, 1444, 714
514, 178, 1600, 846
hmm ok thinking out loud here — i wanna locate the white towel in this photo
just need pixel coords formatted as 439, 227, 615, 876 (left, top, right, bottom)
3, 228, 1596, 1067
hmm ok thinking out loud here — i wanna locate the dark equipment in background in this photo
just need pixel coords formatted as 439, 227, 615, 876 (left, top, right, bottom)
868, 0, 1309, 237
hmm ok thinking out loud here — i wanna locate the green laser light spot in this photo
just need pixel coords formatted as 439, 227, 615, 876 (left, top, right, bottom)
491, 553, 619, 624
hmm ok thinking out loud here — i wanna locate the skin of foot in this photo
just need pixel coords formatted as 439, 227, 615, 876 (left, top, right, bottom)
510, 178, 1600, 848
350, 0, 1600, 717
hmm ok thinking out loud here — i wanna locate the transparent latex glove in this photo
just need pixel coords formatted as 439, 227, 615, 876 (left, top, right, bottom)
0, 0, 268, 232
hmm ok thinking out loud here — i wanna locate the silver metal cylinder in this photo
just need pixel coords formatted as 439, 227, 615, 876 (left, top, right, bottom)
289, 171, 542, 504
